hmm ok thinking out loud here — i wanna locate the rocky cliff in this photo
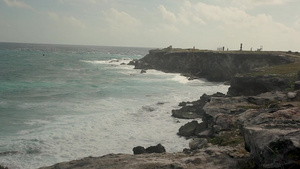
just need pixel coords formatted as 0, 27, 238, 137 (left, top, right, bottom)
132, 49, 292, 81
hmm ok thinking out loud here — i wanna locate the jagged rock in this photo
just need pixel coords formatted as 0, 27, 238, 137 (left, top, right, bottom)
127, 59, 138, 65
215, 114, 236, 130
202, 96, 250, 133
133, 146, 146, 155
178, 121, 199, 137
189, 138, 208, 150
145, 144, 166, 154
172, 107, 203, 119
212, 125, 222, 133
197, 129, 214, 138
237, 107, 300, 168
0, 165, 9, 169
294, 81, 300, 90
40, 145, 244, 169
142, 106, 156, 112
172, 93, 221, 119
228, 75, 291, 96
133, 144, 166, 155
140, 69, 146, 73
194, 122, 207, 134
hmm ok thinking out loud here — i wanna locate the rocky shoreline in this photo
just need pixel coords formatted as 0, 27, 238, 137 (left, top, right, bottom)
35, 49, 300, 169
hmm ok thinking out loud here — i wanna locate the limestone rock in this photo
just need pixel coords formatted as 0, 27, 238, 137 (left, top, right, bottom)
294, 81, 300, 90
145, 144, 166, 154
178, 121, 199, 137
189, 138, 208, 150
133, 144, 166, 155
133, 146, 146, 155
134, 49, 292, 82
228, 75, 291, 96
237, 107, 300, 168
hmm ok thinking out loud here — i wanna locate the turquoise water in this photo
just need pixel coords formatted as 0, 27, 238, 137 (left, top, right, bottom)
0, 43, 229, 169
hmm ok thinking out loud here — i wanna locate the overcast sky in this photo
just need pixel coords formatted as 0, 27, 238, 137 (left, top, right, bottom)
0, 0, 299, 51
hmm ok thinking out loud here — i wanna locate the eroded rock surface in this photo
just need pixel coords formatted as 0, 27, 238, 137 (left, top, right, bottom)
238, 107, 300, 168
39, 145, 247, 169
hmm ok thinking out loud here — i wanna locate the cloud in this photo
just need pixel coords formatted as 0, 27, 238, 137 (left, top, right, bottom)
102, 8, 140, 31
229, 0, 292, 8
153, 0, 299, 50
47, 12, 86, 29
157, 5, 177, 24
58, 0, 103, 4
3, 0, 33, 9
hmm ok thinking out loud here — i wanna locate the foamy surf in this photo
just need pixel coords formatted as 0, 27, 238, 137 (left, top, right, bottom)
81, 58, 131, 65
0, 44, 229, 169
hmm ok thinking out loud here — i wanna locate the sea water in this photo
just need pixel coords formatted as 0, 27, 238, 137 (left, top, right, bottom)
0, 43, 229, 169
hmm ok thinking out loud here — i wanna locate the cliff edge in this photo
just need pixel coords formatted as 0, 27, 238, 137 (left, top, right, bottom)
132, 48, 293, 81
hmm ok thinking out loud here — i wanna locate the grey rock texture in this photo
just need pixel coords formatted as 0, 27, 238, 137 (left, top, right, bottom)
237, 107, 300, 168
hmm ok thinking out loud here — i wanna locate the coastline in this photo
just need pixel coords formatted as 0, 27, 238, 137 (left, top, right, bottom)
38, 48, 300, 169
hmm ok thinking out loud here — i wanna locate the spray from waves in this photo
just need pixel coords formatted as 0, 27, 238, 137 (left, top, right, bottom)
0, 45, 230, 169
81, 58, 132, 65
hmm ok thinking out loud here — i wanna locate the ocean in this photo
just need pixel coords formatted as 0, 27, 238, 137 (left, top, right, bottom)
0, 43, 229, 169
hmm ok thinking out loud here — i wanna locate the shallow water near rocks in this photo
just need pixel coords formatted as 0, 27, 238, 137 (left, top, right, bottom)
0, 43, 229, 169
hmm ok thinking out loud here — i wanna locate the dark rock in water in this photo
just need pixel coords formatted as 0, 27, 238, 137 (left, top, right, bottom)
156, 102, 167, 105
228, 75, 291, 96
178, 121, 199, 137
120, 63, 126, 65
133, 146, 146, 155
194, 122, 207, 135
172, 94, 217, 119
128, 60, 137, 65
133, 144, 166, 155
142, 106, 156, 112
172, 107, 203, 119
0, 151, 19, 156
140, 69, 146, 73
109, 59, 119, 63
145, 144, 166, 154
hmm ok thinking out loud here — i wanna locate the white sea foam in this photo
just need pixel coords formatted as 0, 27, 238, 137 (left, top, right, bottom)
0, 47, 230, 169
81, 58, 131, 65
170, 74, 189, 84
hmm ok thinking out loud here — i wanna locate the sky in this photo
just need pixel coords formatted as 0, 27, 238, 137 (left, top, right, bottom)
0, 0, 300, 51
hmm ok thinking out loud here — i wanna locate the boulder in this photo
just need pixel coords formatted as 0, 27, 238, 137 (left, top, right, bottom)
228, 75, 291, 96
237, 107, 300, 168
172, 93, 225, 120
133, 144, 166, 154
172, 107, 204, 119
133, 146, 146, 155
178, 121, 199, 137
189, 138, 208, 150
145, 144, 166, 154
202, 96, 250, 132
294, 81, 300, 90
